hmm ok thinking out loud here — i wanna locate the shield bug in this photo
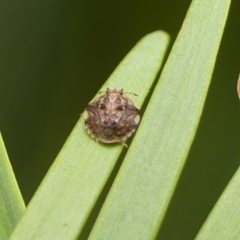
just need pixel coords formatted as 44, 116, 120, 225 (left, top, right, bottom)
83, 88, 140, 147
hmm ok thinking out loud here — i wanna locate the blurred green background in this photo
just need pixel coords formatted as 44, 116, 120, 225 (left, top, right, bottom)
0, 0, 239, 239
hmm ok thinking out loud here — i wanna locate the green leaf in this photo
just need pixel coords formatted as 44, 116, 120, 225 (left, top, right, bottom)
88, 0, 231, 239
10, 31, 170, 240
0, 133, 25, 240
195, 167, 240, 240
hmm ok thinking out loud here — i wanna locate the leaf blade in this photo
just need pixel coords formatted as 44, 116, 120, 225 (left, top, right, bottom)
0, 133, 25, 240
195, 167, 240, 240
88, 1, 231, 239
10, 31, 170, 240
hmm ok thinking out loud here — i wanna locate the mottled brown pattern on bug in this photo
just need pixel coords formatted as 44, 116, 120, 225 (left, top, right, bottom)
83, 88, 140, 146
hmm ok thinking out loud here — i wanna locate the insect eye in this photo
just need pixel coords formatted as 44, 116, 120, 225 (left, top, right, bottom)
98, 104, 106, 109
116, 106, 125, 111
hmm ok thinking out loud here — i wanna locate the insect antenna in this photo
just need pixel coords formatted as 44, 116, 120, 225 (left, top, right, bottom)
124, 91, 138, 96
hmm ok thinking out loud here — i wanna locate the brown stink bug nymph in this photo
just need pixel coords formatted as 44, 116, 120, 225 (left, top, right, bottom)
83, 88, 140, 147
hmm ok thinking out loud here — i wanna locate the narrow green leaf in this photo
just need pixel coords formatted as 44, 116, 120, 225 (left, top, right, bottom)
10, 31, 169, 240
88, 1, 231, 239
0, 133, 25, 240
195, 167, 240, 240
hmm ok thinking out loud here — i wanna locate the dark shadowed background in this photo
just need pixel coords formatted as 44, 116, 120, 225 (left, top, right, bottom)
0, 1, 239, 239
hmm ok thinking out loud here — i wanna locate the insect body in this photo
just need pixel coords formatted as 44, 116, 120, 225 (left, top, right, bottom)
83, 88, 140, 146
